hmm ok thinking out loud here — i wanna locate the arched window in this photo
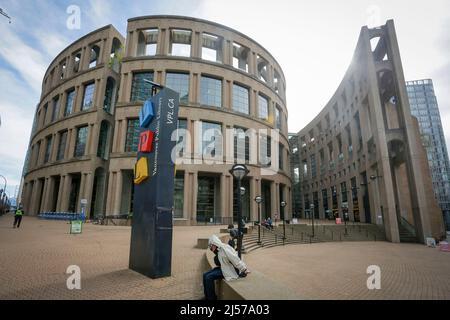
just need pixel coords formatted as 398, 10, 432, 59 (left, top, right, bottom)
103, 77, 116, 113
110, 38, 122, 72
97, 121, 110, 160
89, 45, 101, 68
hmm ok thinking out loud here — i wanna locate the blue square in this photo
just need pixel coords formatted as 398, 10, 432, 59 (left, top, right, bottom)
139, 100, 154, 128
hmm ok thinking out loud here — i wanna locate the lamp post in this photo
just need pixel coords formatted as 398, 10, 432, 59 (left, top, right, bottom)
310, 203, 315, 237
255, 196, 263, 245
281, 201, 287, 241
229, 164, 249, 258
342, 202, 349, 235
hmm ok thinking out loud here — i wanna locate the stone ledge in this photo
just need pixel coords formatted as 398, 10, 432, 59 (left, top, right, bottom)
203, 235, 298, 300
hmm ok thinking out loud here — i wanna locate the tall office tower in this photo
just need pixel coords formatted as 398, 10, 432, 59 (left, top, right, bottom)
407, 79, 450, 230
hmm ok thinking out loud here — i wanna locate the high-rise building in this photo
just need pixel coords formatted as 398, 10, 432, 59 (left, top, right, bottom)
407, 79, 450, 230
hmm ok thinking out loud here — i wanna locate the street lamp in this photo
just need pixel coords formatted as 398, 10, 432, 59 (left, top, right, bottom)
229, 164, 249, 258
310, 203, 315, 237
342, 202, 349, 235
281, 201, 287, 241
255, 196, 263, 245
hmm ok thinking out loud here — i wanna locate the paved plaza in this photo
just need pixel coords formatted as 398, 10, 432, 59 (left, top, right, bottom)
0, 214, 449, 300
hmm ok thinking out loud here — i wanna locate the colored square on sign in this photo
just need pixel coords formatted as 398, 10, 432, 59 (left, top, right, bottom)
134, 157, 149, 184
139, 100, 154, 128
139, 130, 154, 153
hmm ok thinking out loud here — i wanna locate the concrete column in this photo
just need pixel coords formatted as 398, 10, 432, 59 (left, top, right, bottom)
183, 171, 189, 219
162, 28, 170, 55
193, 31, 201, 58
224, 40, 233, 66
112, 120, 120, 153
83, 173, 94, 218
250, 90, 257, 118
127, 31, 136, 57
220, 173, 227, 218
60, 175, 72, 212
226, 174, 234, 222
191, 172, 198, 224
250, 177, 258, 221
40, 178, 50, 212
119, 120, 127, 152
113, 171, 123, 214
105, 171, 114, 214
56, 175, 65, 212
270, 181, 277, 220
85, 124, 93, 156
249, 51, 257, 76
29, 180, 39, 215
95, 78, 105, 110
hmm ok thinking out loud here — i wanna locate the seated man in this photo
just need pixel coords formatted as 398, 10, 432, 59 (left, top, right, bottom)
203, 235, 250, 300
266, 217, 274, 230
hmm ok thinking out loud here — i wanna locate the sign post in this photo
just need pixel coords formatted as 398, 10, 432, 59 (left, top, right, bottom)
129, 84, 179, 279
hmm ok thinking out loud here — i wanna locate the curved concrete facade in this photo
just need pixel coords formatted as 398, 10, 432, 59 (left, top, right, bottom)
291, 20, 445, 243
22, 16, 292, 226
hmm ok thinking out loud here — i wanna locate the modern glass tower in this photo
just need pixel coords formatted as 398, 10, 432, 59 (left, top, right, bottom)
406, 79, 450, 230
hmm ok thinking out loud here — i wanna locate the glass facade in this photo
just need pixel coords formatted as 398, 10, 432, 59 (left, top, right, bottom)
407, 79, 450, 229
74, 126, 88, 157
176, 119, 188, 158
125, 119, 140, 152
232, 84, 249, 114
234, 127, 250, 162
197, 176, 219, 222
166, 72, 189, 103
97, 121, 109, 159
200, 76, 222, 108
131, 72, 154, 102
82, 82, 95, 111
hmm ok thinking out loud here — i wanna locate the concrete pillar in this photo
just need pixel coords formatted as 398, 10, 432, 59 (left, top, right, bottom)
113, 171, 123, 214
105, 171, 114, 214
224, 40, 233, 66
270, 181, 277, 220
60, 175, 72, 212
220, 173, 227, 218
56, 175, 65, 212
183, 171, 189, 219
40, 178, 50, 212
51, 133, 59, 162
162, 28, 170, 55
250, 90, 257, 118
191, 172, 198, 224
250, 177, 258, 221
83, 173, 94, 218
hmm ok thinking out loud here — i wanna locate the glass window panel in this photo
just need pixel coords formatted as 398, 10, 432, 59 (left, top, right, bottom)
165, 73, 189, 103
233, 84, 249, 114
131, 72, 154, 102
74, 126, 88, 157
200, 76, 222, 108
82, 82, 95, 111
125, 119, 140, 152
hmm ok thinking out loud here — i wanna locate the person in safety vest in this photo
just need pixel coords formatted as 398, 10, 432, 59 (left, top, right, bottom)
13, 205, 24, 228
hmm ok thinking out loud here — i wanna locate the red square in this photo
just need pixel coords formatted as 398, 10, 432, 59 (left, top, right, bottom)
139, 130, 154, 153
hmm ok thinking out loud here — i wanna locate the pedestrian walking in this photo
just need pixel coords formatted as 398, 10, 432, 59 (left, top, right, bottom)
13, 205, 24, 228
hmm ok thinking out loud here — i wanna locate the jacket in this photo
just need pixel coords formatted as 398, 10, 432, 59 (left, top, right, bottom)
209, 235, 247, 281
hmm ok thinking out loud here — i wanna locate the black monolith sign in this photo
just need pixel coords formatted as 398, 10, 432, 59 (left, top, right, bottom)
129, 87, 179, 278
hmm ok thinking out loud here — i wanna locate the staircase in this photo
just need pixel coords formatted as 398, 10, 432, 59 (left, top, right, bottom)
242, 223, 387, 254
398, 220, 418, 243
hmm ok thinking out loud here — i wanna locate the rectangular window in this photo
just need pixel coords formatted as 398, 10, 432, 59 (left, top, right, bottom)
56, 131, 67, 161
233, 84, 249, 114
74, 126, 88, 157
65, 89, 75, 117
176, 119, 188, 158
258, 95, 269, 120
137, 29, 158, 56
165, 72, 189, 103
170, 29, 191, 57
44, 136, 52, 163
51, 96, 60, 122
202, 33, 222, 62
201, 121, 222, 158
125, 119, 140, 152
275, 105, 282, 130
233, 42, 249, 72
131, 72, 154, 102
279, 144, 284, 170
311, 154, 317, 178
82, 82, 95, 111
200, 76, 222, 108
234, 127, 250, 163
260, 134, 272, 167
42, 103, 48, 127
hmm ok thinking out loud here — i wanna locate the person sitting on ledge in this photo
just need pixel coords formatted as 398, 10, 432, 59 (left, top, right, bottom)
203, 235, 250, 300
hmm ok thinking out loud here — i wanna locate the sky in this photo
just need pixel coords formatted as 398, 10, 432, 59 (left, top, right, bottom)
0, 0, 449, 199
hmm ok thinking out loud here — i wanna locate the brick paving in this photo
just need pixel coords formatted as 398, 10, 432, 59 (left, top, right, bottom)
1, 213, 450, 300
0, 213, 222, 300
245, 241, 450, 299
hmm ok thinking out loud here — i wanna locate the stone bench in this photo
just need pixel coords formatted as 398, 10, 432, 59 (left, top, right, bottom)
203, 235, 298, 300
